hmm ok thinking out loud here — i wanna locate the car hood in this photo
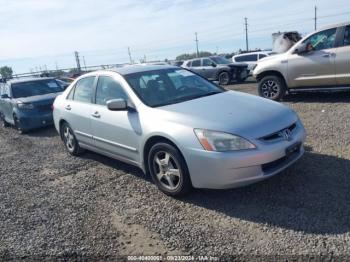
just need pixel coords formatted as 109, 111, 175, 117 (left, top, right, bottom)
258, 52, 287, 63
14, 92, 62, 104
155, 91, 298, 139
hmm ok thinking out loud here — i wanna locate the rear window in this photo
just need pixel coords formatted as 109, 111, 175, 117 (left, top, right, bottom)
191, 59, 201, 67
235, 54, 258, 62
11, 80, 63, 98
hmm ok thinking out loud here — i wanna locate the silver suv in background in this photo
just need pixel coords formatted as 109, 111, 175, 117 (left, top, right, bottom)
183, 56, 248, 85
253, 21, 350, 101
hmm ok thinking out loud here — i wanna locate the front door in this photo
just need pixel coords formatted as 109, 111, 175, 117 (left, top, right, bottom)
287, 27, 337, 88
201, 58, 217, 80
91, 75, 140, 163
335, 25, 350, 86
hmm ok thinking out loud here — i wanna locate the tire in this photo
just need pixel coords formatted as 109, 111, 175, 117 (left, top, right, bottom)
218, 71, 231, 85
13, 115, 25, 134
61, 122, 84, 156
0, 113, 9, 128
258, 75, 287, 101
148, 142, 192, 196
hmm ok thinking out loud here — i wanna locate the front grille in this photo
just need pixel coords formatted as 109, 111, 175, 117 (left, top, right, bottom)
261, 123, 297, 141
37, 104, 52, 112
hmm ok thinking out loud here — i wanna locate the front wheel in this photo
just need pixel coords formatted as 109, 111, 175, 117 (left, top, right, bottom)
148, 143, 192, 196
258, 75, 286, 101
61, 122, 84, 156
218, 71, 231, 85
0, 113, 9, 128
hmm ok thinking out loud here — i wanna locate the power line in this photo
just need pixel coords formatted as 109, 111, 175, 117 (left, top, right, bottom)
195, 32, 199, 57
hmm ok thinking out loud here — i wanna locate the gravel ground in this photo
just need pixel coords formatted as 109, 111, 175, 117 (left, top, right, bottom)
0, 81, 349, 261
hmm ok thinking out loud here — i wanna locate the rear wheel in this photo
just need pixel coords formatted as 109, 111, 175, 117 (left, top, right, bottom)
148, 142, 192, 196
218, 71, 231, 85
258, 75, 286, 101
61, 122, 84, 156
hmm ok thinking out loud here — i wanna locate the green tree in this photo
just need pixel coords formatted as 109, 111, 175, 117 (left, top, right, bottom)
176, 51, 214, 61
0, 66, 13, 79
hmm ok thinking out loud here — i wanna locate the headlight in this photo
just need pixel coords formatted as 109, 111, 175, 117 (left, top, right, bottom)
194, 129, 256, 152
17, 103, 34, 110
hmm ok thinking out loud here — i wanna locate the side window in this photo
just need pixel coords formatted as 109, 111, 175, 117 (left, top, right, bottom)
304, 28, 337, 51
234, 56, 245, 62
191, 59, 201, 67
344, 26, 350, 46
95, 76, 128, 106
202, 59, 212, 66
259, 54, 267, 59
73, 76, 95, 103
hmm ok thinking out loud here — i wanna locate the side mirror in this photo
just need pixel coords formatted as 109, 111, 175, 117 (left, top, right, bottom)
294, 43, 310, 55
107, 98, 127, 111
211, 62, 217, 67
1, 94, 9, 99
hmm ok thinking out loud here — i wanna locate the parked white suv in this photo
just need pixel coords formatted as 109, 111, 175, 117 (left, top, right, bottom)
232, 51, 276, 73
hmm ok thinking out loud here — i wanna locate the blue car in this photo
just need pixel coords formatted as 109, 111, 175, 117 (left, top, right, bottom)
0, 77, 64, 133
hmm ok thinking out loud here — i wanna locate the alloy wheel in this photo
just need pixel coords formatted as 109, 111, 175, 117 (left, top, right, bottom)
63, 126, 76, 151
153, 151, 182, 191
261, 80, 280, 99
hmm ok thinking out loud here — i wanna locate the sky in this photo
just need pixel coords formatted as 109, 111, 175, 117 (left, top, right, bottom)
0, 0, 349, 74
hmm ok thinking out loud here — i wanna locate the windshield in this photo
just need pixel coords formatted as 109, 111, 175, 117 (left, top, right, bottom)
12, 79, 63, 98
210, 56, 231, 65
124, 68, 225, 107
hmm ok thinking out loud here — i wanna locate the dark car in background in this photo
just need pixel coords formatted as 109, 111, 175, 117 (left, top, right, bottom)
0, 77, 64, 133
182, 56, 248, 85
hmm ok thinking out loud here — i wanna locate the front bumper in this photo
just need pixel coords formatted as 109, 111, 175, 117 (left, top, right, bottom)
16, 111, 53, 131
184, 124, 306, 189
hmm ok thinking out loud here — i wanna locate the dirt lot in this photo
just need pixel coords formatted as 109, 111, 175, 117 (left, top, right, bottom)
0, 81, 350, 260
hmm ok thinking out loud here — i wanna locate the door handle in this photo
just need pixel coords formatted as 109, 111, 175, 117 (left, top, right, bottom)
91, 111, 100, 118
65, 105, 71, 110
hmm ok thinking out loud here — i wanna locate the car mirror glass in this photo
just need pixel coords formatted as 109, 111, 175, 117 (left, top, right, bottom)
106, 98, 127, 111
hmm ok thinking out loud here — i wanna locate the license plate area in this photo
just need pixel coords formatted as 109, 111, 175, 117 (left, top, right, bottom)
285, 142, 301, 158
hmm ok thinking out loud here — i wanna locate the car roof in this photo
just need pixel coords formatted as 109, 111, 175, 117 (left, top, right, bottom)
95, 65, 179, 76
318, 21, 350, 31
234, 51, 273, 57
8, 77, 55, 85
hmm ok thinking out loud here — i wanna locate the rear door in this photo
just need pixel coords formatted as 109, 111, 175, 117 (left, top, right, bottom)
335, 25, 350, 85
63, 76, 96, 146
189, 59, 203, 76
90, 75, 140, 163
287, 27, 337, 88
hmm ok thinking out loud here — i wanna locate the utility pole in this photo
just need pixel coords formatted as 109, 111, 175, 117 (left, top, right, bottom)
74, 51, 81, 72
314, 6, 317, 30
128, 47, 133, 64
244, 17, 249, 52
195, 32, 199, 57
55, 61, 59, 71
82, 56, 87, 71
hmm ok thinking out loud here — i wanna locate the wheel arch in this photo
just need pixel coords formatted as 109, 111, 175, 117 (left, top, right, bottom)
142, 135, 188, 175
256, 70, 287, 87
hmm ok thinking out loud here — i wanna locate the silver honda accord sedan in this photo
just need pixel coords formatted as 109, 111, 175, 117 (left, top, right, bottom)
53, 65, 306, 196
